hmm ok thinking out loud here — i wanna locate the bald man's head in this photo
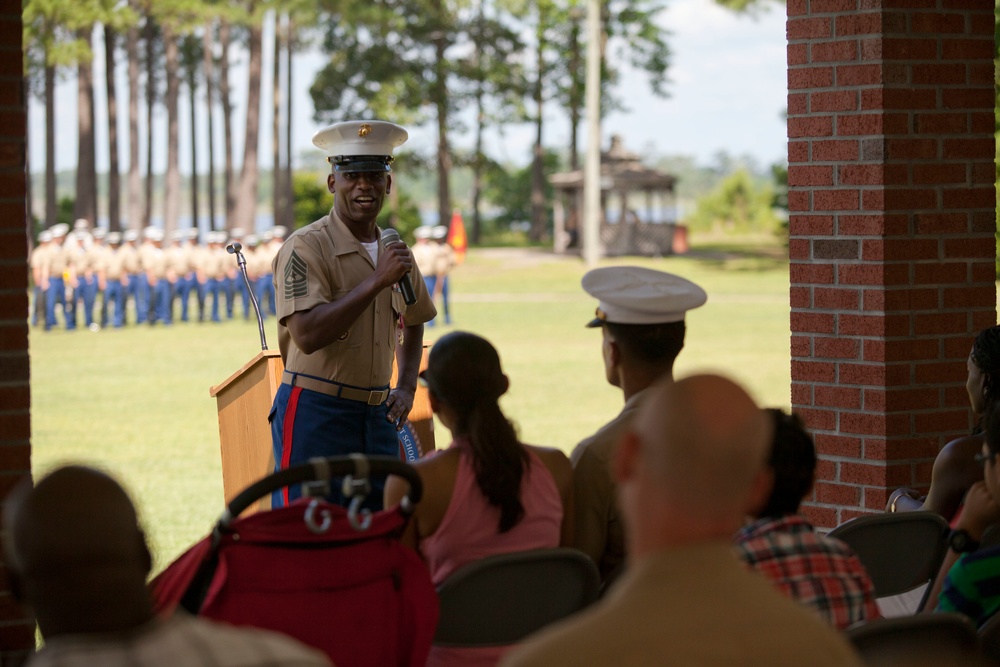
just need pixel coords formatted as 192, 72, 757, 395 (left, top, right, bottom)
616, 374, 773, 549
3, 466, 154, 637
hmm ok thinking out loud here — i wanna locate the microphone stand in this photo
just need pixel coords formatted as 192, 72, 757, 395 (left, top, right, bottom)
227, 242, 268, 351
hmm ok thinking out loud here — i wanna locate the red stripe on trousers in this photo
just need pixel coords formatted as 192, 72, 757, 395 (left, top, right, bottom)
280, 386, 304, 506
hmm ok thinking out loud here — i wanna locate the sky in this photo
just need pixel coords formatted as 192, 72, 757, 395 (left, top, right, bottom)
27, 0, 788, 176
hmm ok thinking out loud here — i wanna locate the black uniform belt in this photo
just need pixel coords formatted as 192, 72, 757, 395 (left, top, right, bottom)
281, 370, 389, 406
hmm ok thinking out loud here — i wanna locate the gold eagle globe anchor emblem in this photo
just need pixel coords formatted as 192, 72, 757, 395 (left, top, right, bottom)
358, 124, 373, 137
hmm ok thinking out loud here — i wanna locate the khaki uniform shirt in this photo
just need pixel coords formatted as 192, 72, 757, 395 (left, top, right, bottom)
184, 243, 199, 277
104, 245, 127, 282
412, 241, 437, 277
140, 242, 167, 281
432, 243, 456, 276
48, 243, 75, 279
501, 543, 862, 667
264, 239, 283, 271
189, 244, 210, 281
30, 243, 53, 283
119, 243, 141, 274
47, 245, 69, 278
207, 246, 230, 280
26, 614, 333, 667
80, 242, 103, 277
570, 389, 648, 581
165, 244, 189, 280
248, 246, 269, 279
273, 211, 436, 388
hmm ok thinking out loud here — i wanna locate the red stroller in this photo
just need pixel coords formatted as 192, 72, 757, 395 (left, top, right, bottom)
150, 455, 438, 667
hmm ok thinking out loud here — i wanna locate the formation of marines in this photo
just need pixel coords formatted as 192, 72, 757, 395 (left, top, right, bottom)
29, 218, 287, 331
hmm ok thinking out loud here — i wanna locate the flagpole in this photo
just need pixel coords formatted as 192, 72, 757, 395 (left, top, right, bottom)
583, 0, 602, 267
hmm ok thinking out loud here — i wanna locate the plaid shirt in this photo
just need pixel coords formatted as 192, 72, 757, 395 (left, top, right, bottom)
734, 514, 881, 630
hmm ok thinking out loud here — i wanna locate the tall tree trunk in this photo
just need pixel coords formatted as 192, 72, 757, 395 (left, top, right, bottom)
44, 60, 56, 227
219, 20, 235, 225
25, 76, 32, 233
529, 18, 546, 242
105, 26, 121, 233
163, 27, 180, 235
271, 11, 282, 229
75, 28, 98, 226
231, 22, 262, 233
127, 21, 141, 231
568, 21, 582, 172
283, 14, 293, 228
433, 31, 450, 227
188, 65, 199, 232
471, 87, 484, 245
143, 19, 155, 228
202, 24, 217, 231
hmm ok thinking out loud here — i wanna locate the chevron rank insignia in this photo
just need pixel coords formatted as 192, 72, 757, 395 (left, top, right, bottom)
283, 251, 308, 299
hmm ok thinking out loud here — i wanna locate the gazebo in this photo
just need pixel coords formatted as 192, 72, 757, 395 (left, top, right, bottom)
549, 135, 681, 256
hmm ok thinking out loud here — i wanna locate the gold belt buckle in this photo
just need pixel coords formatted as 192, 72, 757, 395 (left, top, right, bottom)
367, 390, 384, 406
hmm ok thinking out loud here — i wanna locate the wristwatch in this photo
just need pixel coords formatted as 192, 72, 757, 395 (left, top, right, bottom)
948, 529, 981, 553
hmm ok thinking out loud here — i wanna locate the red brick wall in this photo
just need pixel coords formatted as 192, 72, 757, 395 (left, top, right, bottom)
0, 0, 34, 661
788, 0, 997, 527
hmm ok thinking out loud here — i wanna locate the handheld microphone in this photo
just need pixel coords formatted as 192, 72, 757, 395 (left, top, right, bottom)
226, 240, 268, 351
380, 228, 417, 305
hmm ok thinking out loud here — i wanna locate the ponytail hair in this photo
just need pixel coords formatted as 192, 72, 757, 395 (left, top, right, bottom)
421, 332, 529, 532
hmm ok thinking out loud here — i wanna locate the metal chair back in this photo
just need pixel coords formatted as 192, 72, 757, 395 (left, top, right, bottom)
827, 511, 949, 598
433, 547, 600, 647
846, 612, 982, 667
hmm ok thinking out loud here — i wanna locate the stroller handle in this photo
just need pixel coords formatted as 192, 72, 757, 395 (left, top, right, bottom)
220, 455, 424, 526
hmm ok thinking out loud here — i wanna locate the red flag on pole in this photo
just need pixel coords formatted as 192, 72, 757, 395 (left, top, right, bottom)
447, 209, 467, 264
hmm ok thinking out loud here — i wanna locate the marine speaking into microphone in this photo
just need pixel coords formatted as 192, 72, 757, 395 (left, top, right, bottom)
268, 118, 437, 512
380, 228, 417, 305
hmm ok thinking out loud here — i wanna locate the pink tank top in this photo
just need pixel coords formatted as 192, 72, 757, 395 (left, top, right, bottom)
422, 439, 564, 667
421, 438, 564, 586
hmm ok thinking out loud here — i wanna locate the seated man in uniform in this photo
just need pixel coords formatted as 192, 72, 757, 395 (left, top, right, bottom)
3, 465, 332, 667
571, 266, 706, 583
734, 408, 880, 630
270, 119, 436, 509
502, 375, 861, 667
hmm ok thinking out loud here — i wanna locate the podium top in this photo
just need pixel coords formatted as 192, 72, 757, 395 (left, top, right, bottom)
210, 350, 284, 398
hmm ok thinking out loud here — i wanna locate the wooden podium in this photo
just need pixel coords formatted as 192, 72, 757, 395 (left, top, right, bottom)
210, 346, 435, 516
210, 350, 285, 514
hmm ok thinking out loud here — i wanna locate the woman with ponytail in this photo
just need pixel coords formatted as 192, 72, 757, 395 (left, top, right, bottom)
384, 331, 573, 667
888, 325, 1000, 521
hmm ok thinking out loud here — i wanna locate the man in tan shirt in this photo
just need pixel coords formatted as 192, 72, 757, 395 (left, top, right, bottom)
30, 230, 53, 327
119, 229, 145, 325
571, 266, 706, 584
101, 232, 128, 328
139, 227, 169, 325
270, 120, 435, 510
503, 375, 862, 667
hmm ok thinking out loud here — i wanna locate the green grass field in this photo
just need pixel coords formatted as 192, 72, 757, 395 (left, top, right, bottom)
29, 235, 792, 573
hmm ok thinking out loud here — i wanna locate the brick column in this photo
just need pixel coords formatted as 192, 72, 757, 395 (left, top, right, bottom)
787, 1, 997, 527
0, 0, 34, 661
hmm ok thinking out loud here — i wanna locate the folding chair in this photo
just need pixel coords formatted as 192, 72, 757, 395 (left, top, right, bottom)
433, 547, 600, 647
827, 511, 949, 600
979, 612, 1000, 663
846, 613, 982, 667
